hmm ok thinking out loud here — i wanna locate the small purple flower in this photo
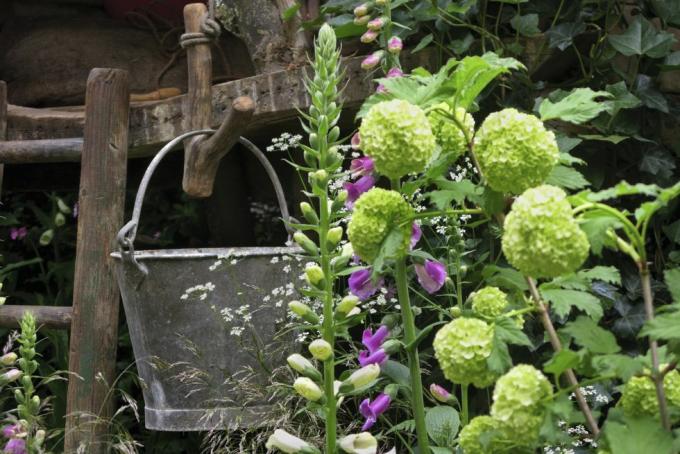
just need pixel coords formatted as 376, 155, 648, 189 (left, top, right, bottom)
361, 51, 382, 69
430, 383, 452, 403
362, 325, 389, 352
359, 348, 387, 367
361, 30, 379, 44
343, 175, 375, 209
9, 227, 27, 241
1, 425, 21, 439
350, 156, 375, 177
410, 223, 422, 250
351, 132, 361, 150
376, 83, 388, 94
360, 393, 391, 430
349, 269, 383, 301
3, 438, 26, 454
367, 17, 385, 31
414, 260, 447, 294
387, 36, 403, 54
386, 67, 403, 78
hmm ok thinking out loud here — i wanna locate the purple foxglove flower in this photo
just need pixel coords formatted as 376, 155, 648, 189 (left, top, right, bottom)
351, 132, 361, 150
361, 30, 379, 44
387, 36, 403, 53
350, 156, 375, 177
410, 223, 422, 250
415, 260, 447, 294
1, 425, 20, 439
9, 227, 27, 241
376, 83, 388, 94
362, 325, 389, 352
358, 348, 387, 367
386, 67, 403, 78
430, 383, 452, 403
3, 439, 26, 454
361, 51, 382, 69
359, 393, 391, 430
343, 175, 375, 209
349, 269, 383, 301
367, 17, 385, 31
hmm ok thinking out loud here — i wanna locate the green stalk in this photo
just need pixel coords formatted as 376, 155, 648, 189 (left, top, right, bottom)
461, 384, 469, 426
392, 178, 430, 454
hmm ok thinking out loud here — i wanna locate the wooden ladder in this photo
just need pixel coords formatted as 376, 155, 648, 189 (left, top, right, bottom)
0, 68, 130, 454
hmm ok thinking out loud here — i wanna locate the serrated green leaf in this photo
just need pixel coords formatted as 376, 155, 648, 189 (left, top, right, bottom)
543, 349, 580, 376
539, 88, 613, 123
546, 165, 590, 190
556, 135, 583, 154
640, 311, 680, 341
605, 416, 674, 454
425, 406, 460, 446
451, 53, 525, 110
586, 181, 660, 201
562, 316, 620, 354
428, 179, 480, 209
494, 317, 533, 347
486, 333, 512, 375
541, 289, 603, 321
579, 134, 630, 144
372, 227, 406, 276
510, 13, 540, 37
592, 354, 644, 381
634, 181, 680, 223
665, 268, 680, 303
608, 16, 677, 58
413, 33, 434, 53
578, 266, 622, 285
482, 265, 528, 292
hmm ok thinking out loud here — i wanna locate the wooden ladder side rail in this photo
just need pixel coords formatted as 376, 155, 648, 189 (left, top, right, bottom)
0, 81, 6, 197
62, 68, 130, 454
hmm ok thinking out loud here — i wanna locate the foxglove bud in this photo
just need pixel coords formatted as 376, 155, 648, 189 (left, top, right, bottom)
287, 354, 322, 381
361, 52, 382, 70
54, 212, 66, 227
361, 30, 379, 44
381, 339, 401, 355
353, 3, 370, 17
57, 198, 71, 214
0, 353, 17, 366
288, 301, 320, 324
339, 364, 381, 393
386, 67, 403, 78
339, 433, 378, 454
299, 202, 319, 224
35, 430, 46, 447
351, 132, 361, 150
327, 227, 343, 246
430, 383, 454, 403
266, 429, 320, 454
375, 0, 386, 4
0, 369, 22, 386
312, 169, 328, 186
331, 190, 349, 213
367, 17, 385, 31
336, 295, 360, 314
387, 36, 402, 53
354, 15, 371, 26
293, 232, 318, 255
308, 339, 333, 361
305, 265, 325, 287
294, 377, 324, 401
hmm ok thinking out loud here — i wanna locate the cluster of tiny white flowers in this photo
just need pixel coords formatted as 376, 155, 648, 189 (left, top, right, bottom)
448, 156, 478, 182
362, 287, 399, 314
266, 132, 303, 152
569, 385, 609, 404
329, 172, 351, 194
544, 421, 598, 452
209, 251, 238, 271
180, 282, 215, 301
407, 188, 427, 213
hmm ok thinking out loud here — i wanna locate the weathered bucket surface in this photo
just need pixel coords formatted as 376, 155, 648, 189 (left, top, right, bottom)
112, 246, 299, 431
113, 130, 301, 431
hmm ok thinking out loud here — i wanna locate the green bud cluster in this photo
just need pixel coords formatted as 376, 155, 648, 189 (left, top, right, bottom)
347, 188, 413, 263
427, 103, 474, 162
433, 317, 496, 388
475, 108, 558, 194
458, 415, 501, 454
360, 99, 436, 179
470, 286, 509, 319
16, 312, 40, 427
502, 185, 589, 278
619, 370, 680, 420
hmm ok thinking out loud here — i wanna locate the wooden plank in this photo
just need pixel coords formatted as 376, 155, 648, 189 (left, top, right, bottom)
0, 305, 72, 330
5, 51, 437, 150
0, 81, 6, 196
64, 68, 129, 454
0, 138, 83, 163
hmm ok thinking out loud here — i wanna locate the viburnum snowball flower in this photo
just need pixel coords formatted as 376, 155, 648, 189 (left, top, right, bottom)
348, 188, 413, 263
359, 99, 435, 179
619, 369, 680, 419
458, 415, 501, 454
433, 317, 496, 388
475, 108, 558, 194
491, 364, 552, 445
427, 103, 474, 162
502, 185, 589, 278
471, 286, 509, 318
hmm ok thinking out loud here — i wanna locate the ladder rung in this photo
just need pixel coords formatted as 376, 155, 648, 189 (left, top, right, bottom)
0, 305, 72, 329
0, 138, 83, 164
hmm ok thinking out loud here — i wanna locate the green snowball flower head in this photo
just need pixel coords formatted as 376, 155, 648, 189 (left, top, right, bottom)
360, 99, 436, 178
471, 286, 509, 318
459, 416, 501, 454
433, 317, 496, 388
502, 185, 589, 278
427, 103, 474, 162
491, 364, 551, 441
347, 188, 413, 263
620, 370, 680, 419
475, 108, 558, 194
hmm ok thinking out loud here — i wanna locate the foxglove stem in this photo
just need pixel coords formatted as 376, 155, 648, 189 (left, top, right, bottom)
392, 178, 430, 454
461, 384, 469, 426
640, 265, 671, 431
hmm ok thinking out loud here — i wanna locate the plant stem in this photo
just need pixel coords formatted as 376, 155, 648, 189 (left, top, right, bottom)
393, 178, 431, 454
461, 383, 469, 426
640, 265, 671, 431
526, 277, 600, 436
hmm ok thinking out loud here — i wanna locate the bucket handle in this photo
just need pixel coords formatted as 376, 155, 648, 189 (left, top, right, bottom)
117, 129, 294, 259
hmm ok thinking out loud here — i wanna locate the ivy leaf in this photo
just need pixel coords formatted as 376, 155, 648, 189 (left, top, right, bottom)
604, 81, 642, 116
546, 21, 586, 51
612, 299, 646, 338
539, 88, 613, 123
634, 75, 669, 113
665, 268, 680, 303
541, 289, 603, 321
661, 50, 680, 69
543, 349, 580, 376
662, 220, 680, 245
546, 165, 590, 190
562, 316, 620, 354
605, 416, 674, 454
510, 14, 540, 37
608, 16, 677, 58
425, 406, 460, 446
639, 147, 676, 180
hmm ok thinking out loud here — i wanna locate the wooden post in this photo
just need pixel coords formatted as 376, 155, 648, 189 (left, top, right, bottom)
0, 81, 6, 198
64, 69, 129, 454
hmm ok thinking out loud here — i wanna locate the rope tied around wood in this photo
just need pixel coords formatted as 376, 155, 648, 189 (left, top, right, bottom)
179, 14, 221, 48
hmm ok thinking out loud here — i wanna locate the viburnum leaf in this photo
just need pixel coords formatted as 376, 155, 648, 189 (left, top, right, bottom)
591, 354, 644, 381
604, 416, 674, 454
494, 317, 533, 347
561, 316, 620, 354
665, 268, 680, 303
584, 181, 660, 201
539, 88, 613, 123
640, 311, 680, 341
510, 13, 540, 36
608, 16, 677, 58
541, 289, 603, 321
578, 266, 622, 285
634, 181, 680, 223
546, 165, 590, 190
543, 349, 580, 376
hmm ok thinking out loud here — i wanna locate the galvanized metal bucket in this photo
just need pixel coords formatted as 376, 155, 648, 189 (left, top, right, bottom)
112, 130, 300, 431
